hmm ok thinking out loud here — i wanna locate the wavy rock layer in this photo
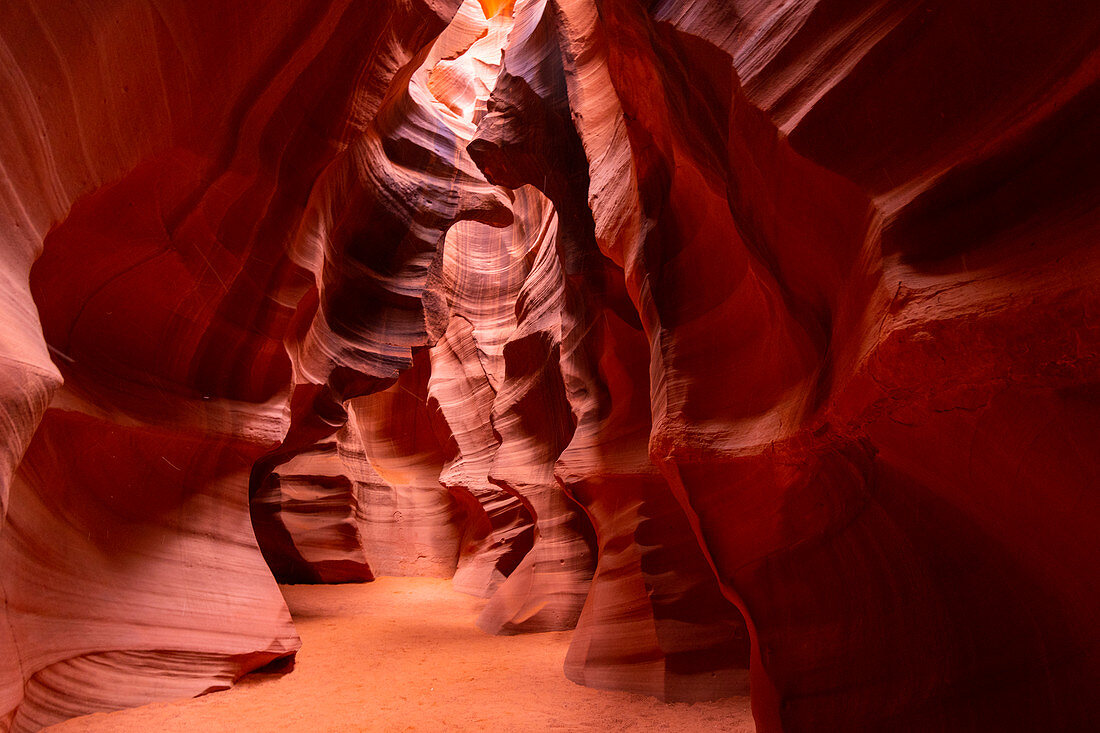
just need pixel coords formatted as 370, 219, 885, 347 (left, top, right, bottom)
1, 0, 1097, 731
0, 0, 460, 729
572, 1, 1100, 730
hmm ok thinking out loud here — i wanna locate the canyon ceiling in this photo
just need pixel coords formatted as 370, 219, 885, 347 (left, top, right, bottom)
1, 0, 1098, 731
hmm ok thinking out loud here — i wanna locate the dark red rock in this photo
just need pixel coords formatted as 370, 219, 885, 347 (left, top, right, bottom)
1, 0, 1097, 730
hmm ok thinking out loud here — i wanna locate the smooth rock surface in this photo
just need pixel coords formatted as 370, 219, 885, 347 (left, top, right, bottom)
1, 0, 1097, 730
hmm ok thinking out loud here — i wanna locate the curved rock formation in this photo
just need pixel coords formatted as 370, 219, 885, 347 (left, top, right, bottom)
0, 0, 461, 728
566, 1, 1100, 729
1, 0, 1097, 730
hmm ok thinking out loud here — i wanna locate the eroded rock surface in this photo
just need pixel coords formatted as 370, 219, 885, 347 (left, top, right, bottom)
1, 0, 1097, 730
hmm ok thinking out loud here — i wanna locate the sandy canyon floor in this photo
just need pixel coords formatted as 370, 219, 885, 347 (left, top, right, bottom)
46, 577, 755, 732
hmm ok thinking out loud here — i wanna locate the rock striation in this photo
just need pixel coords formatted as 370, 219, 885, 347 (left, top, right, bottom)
1, 0, 1097, 731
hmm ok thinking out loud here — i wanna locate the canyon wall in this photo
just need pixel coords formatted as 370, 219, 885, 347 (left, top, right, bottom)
1, 0, 1097, 731
0, 1, 461, 728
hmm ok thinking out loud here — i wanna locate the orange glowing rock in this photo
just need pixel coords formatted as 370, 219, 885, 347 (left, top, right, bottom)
477, 0, 515, 19
1, 0, 1098, 731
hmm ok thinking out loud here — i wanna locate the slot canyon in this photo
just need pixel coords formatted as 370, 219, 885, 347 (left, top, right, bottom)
1, 0, 1098, 730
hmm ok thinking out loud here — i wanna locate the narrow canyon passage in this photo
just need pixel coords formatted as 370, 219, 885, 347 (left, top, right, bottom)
46, 579, 754, 732
1, 0, 1098, 731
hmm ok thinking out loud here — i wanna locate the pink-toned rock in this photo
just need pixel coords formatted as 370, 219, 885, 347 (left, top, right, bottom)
2, 0, 1098, 730
0, 0, 462, 728
339, 352, 469, 578
251, 441, 373, 584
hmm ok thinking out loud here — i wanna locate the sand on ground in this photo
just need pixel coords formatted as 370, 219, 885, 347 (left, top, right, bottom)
47, 577, 755, 732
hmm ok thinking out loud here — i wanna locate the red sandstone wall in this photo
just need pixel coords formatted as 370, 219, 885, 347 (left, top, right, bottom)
0, 1, 460, 728
1, 0, 1097, 730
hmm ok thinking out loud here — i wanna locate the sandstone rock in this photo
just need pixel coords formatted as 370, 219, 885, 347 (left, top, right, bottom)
1, 0, 1097, 730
